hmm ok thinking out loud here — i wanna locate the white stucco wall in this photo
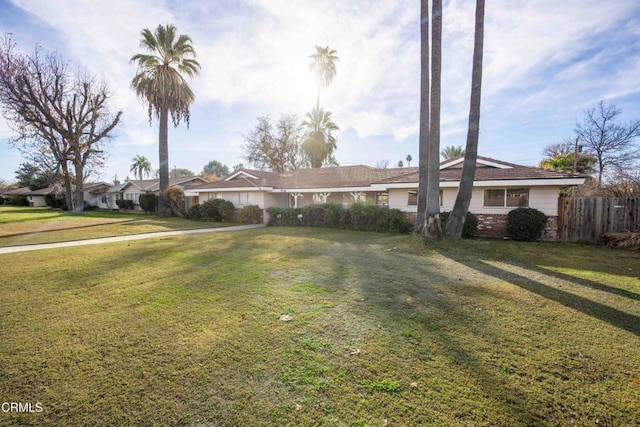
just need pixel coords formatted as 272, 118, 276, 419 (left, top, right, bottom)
389, 185, 561, 216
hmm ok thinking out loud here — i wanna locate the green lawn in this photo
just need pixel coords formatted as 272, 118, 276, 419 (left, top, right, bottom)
0, 206, 231, 247
0, 214, 639, 425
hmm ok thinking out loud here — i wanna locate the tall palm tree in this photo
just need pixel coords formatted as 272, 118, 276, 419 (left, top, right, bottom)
415, 0, 430, 233
424, 0, 443, 239
309, 46, 338, 111
130, 155, 152, 180
441, 145, 465, 160
445, 0, 485, 239
406, 154, 412, 167
302, 107, 339, 168
130, 24, 200, 214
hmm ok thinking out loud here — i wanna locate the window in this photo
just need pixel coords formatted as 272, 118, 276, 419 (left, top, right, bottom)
484, 188, 529, 207
408, 190, 442, 206
236, 192, 249, 206
408, 191, 417, 205
100, 194, 107, 204
376, 192, 389, 206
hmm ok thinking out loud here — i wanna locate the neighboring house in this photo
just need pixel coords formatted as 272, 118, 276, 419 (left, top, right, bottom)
1, 186, 31, 203
193, 156, 586, 239
24, 187, 55, 207
106, 176, 208, 210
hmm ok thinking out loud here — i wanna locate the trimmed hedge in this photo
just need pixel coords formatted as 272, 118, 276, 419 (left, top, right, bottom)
507, 207, 548, 241
139, 192, 157, 213
116, 199, 135, 210
186, 204, 202, 220
238, 205, 261, 224
266, 203, 410, 234
440, 211, 478, 238
199, 198, 235, 222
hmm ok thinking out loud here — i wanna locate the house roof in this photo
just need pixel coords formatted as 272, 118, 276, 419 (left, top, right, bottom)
1, 186, 31, 196
108, 176, 208, 193
377, 156, 586, 184
196, 156, 586, 192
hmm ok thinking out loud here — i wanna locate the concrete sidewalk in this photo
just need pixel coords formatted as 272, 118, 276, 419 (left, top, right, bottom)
0, 224, 266, 255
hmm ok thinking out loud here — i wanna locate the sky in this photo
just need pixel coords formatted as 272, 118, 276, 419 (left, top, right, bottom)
0, 0, 639, 184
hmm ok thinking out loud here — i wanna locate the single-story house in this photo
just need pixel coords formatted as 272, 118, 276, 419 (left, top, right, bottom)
24, 186, 55, 207
1, 186, 31, 203
193, 156, 587, 239
103, 176, 209, 210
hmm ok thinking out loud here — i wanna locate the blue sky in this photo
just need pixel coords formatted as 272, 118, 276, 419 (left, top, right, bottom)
1, 0, 639, 184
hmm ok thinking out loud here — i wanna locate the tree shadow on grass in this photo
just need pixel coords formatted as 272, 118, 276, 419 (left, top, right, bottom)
467, 259, 640, 336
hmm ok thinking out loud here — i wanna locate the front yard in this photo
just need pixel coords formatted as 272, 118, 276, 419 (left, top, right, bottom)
0, 213, 639, 425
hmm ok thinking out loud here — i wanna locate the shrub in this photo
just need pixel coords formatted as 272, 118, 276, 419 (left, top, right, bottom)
440, 211, 478, 238
0, 195, 4, 205
218, 200, 235, 221
16, 195, 29, 206
266, 204, 410, 234
507, 207, 548, 241
115, 199, 135, 210
138, 192, 157, 213
238, 205, 261, 224
162, 186, 185, 216
200, 198, 225, 221
185, 204, 201, 220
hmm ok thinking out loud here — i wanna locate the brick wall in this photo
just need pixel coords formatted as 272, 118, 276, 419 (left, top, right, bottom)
405, 212, 559, 241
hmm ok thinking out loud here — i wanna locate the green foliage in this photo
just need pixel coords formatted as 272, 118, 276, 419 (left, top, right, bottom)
115, 199, 135, 210
186, 204, 201, 220
362, 378, 400, 393
0, 195, 4, 205
440, 211, 478, 238
200, 198, 225, 222
45, 193, 67, 210
218, 200, 235, 221
138, 192, 157, 213
507, 207, 548, 241
237, 205, 261, 224
266, 204, 410, 234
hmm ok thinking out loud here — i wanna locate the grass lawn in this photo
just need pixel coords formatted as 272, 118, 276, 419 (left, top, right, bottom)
0, 218, 639, 425
0, 206, 232, 247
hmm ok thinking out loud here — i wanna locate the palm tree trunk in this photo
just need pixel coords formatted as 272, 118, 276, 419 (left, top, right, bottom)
415, 0, 430, 234
445, 0, 485, 239
158, 106, 170, 215
424, 0, 443, 239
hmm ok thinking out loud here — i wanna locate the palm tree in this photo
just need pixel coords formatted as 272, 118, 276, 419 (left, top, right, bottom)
309, 46, 339, 111
441, 145, 465, 160
539, 153, 595, 174
129, 155, 152, 180
445, 0, 485, 239
302, 107, 339, 168
130, 24, 200, 214
424, 0, 443, 239
406, 154, 412, 167
415, 0, 430, 233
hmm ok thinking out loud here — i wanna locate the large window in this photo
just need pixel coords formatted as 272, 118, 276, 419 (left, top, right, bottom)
484, 188, 529, 207
376, 192, 389, 206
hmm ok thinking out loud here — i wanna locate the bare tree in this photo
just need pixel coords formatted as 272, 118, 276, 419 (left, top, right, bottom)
574, 101, 640, 185
0, 35, 121, 210
242, 115, 307, 172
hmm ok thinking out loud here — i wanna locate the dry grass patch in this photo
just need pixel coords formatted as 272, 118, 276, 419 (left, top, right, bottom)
1, 227, 639, 425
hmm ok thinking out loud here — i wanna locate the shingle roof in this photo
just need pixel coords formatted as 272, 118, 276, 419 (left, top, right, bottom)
107, 176, 207, 193
195, 157, 586, 191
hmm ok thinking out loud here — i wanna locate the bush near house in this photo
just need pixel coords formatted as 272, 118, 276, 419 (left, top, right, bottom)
0, 195, 5, 205
266, 204, 411, 234
138, 192, 157, 213
198, 199, 236, 222
237, 205, 261, 224
440, 211, 478, 238
115, 199, 135, 210
45, 194, 67, 210
186, 204, 202, 221
507, 207, 548, 241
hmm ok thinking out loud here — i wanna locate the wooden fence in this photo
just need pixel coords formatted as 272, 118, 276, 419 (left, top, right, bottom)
557, 197, 640, 243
